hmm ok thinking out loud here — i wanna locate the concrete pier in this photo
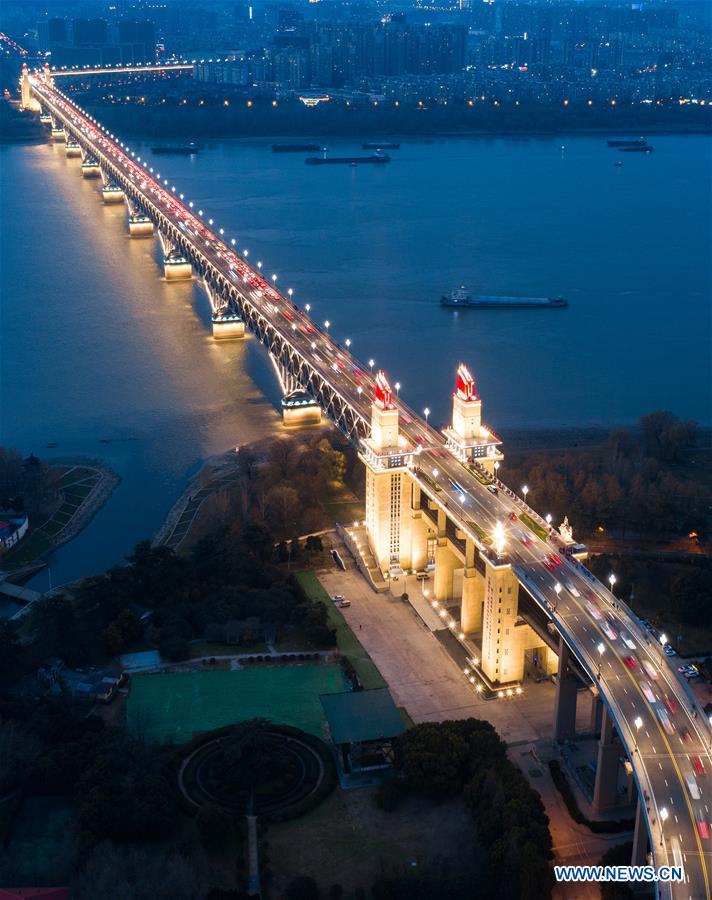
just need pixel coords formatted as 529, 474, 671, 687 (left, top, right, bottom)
592, 706, 622, 812
211, 313, 245, 340
281, 391, 321, 426
81, 160, 101, 178
163, 253, 192, 280
101, 185, 125, 203
128, 215, 154, 236
553, 636, 579, 741
50, 126, 65, 141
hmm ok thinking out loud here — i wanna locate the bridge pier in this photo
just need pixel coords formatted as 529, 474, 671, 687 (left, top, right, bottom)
631, 797, 649, 866
163, 252, 192, 280
101, 184, 125, 203
281, 391, 322, 426
50, 125, 65, 141
553, 636, 579, 741
592, 706, 622, 812
481, 560, 523, 684
128, 214, 154, 236
460, 540, 484, 633
65, 141, 82, 158
589, 691, 603, 734
407, 483, 431, 573
211, 312, 245, 340
81, 159, 101, 178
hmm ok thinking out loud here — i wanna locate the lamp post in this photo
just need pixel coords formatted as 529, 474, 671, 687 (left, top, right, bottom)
368, 358, 375, 373
424, 407, 430, 425
553, 582, 561, 611
324, 320, 330, 332
522, 485, 529, 503
659, 806, 668, 847
546, 513, 553, 527
345, 338, 351, 350
634, 715, 643, 753
288, 288, 293, 299
659, 632, 667, 665
597, 642, 605, 677
494, 460, 500, 478
395, 381, 401, 397
608, 573, 617, 597
305, 303, 311, 313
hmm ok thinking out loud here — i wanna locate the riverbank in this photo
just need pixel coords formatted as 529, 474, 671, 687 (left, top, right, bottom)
2, 460, 120, 575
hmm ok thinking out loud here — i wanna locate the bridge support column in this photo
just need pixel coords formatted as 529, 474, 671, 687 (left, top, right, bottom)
128, 215, 154, 236
50, 125, 65, 141
481, 560, 522, 684
592, 706, 621, 812
163, 254, 192, 280
589, 692, 603, 735
631, 797, 649, 866
211, 314, 246, 340
81, 160, 101, 178
407, 483, 431, 573
553, 636, 578, 741
282, 393, 321, 426
65, 141, 82, 158
461, 540, 484, 634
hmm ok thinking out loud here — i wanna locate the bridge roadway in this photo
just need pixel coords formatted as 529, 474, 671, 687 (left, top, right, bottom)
31, 75, 711, 898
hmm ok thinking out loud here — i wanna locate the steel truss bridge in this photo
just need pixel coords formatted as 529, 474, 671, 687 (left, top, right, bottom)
27, 70, 712, 900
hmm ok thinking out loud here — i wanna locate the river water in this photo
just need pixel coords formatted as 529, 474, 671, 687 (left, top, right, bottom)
1, 132, 710, 588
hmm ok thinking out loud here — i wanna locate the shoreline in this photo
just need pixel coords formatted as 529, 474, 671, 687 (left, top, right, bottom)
2, 458, 120, 579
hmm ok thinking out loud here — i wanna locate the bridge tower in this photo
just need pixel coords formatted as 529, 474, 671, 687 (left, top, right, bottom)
20, 63, 31, 110
443, 364, 503, 475
360, 372, 415, 575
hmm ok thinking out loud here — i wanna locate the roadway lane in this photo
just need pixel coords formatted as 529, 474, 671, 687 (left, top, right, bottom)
31, 76, 712, 899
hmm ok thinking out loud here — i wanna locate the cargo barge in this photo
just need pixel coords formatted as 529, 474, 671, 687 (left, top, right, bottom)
441, 287, 567, 309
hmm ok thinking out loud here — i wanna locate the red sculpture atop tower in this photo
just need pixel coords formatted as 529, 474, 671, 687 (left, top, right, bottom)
455, 363, 478, 402
373, 371, 394, 410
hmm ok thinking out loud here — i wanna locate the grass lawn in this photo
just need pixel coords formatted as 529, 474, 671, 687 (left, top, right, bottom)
295, 571, 386, 690
520, 512, 549, 542
268, 786, 481, 899
127, 664, 349, 744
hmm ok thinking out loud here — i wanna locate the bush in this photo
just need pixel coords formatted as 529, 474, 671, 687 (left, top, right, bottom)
159, 636, 190, 661
374, 777, 408, 812
599, 842, 634, 899
286, 875, 320, 900
196, 803, 232, 847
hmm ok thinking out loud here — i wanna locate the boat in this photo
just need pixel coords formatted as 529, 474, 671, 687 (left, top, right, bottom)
306, 154, 390, 165
152, 142, 198, 155
362, 141, 400, 149
272, 143, 323, 152
441, 287, 567, 309
620, 145, 653, 153
615, 160, 623, 167
607, 138, 646, 148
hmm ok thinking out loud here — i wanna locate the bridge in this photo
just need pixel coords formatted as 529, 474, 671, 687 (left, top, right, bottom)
21, 64, 712, 899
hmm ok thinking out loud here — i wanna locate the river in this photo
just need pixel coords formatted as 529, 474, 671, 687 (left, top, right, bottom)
1, 132, 710, 589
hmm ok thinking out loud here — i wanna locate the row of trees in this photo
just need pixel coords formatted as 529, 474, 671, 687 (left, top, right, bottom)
0, 448, 58, 517
504, 412, 706, 540
385, 719, 554, 900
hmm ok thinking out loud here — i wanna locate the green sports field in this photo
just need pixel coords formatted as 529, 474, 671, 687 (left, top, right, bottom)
127, 663, 349, 744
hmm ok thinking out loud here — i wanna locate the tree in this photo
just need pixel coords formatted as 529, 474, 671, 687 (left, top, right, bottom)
196, 803, 232, 847
286, 876, 320, 900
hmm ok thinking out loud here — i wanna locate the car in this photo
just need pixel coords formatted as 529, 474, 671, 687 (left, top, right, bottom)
551, 554, 563, 566
509, 513, 518, 521
624, 656, 638, 670
586, 601, 602, 621
601, 621, 617, 641
487, 485, 498, 494
695, 811, 710, 840
664, 644, 677, 657
640, 681, 657, 703
685, 774, 701, 800
642, 660, 658, 680
678, 664, 699, 678
693, 755, 706, 776
564, 581, 581, 598
544, 558, 555, 570
664, 695, 679, 715
657, 707, 675, 735
332, 594, 344, 603
679, 727, 692, 745
621, 632, 636, 650
337, 600, 351, 608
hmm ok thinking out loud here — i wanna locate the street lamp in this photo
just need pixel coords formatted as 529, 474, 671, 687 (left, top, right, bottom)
659, 632, 667, 664
424, 407, 430, 425
257, 261, 262, 270
634, 715, 643, 752
345, 338, 351, 349
271, 273, 277, 283
324, 320, 330, 332
493, 521, 505, 557
597, 641, 605, 677
546, 513, 553, 526
288, 288, 293, 298
522, 485, 529, 502
395, 381, 401, 396
368, 358, 375, 373
659, 806, 668, 847
608, 573, 617, 594
494, 460, 500, 477
554, 582, 561, 610
305, 303, 311, 313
